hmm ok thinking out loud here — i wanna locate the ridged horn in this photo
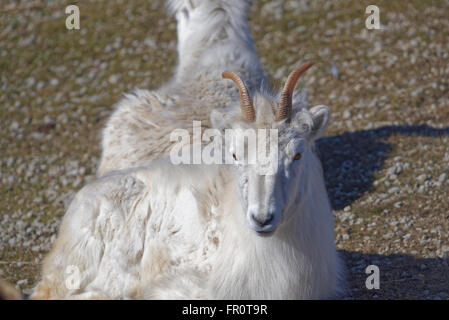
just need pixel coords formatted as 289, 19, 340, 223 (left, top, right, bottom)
276, 61, 314, 121
222, 71, 255, 122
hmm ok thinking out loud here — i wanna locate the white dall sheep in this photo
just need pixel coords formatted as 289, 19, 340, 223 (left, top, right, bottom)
32, 63, 345, 299
98, 0, 267, 175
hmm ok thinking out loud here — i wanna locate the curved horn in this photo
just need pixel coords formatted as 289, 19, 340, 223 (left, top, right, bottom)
276, 61, 314, 121
222, 71, 255, 122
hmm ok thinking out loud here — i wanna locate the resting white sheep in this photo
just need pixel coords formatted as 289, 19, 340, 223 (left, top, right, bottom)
32, 62, 344, 299
26, 0, 345, 299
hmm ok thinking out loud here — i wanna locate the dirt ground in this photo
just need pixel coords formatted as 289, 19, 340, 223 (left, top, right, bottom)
1, 0, 448, 299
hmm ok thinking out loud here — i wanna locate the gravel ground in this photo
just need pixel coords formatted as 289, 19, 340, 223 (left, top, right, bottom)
1, 0, 448, 299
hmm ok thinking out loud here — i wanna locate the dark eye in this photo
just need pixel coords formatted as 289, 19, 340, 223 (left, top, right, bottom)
293, 153, 302, 161
233, 153, 237, 161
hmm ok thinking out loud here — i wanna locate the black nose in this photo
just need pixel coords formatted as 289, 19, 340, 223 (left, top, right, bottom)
251, 214, 274, 227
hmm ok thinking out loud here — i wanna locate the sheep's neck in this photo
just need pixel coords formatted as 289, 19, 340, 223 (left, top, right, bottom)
207, 172, 303, 299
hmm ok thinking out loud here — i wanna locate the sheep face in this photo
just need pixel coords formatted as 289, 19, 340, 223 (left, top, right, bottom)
211, 92, 330, 236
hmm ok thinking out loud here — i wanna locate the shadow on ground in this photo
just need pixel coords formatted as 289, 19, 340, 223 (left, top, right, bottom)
316, 124, 449, 299
341, 250, 449, 299
317, 124, 449, 210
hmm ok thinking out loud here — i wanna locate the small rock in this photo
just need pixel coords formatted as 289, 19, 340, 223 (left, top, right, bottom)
16, 279, 28, 287
329, 63, 339, 78
394, 201, 403, 208
26, 77, 36, 88
36, 81, 45, 90
389, 187, 400, 194
10, 121, 20, 130
108, 74, 120, 84
389, 174, 398, 180
44, 115, 55, 125
34, 197, 43, 204
417, 174, 428, 183
57, 113, 69, 124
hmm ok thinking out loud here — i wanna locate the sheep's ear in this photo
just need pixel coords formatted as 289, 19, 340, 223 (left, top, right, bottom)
308, 105, 330, 141
210, 110, 228, 134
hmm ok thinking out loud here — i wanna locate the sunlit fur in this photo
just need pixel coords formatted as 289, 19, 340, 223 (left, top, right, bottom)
32, 91, 345, 299
30, 0, 345, 299
98, 0, 266, 175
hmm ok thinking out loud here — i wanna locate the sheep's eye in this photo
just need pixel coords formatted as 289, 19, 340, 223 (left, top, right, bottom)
233, 153, 237, 161
293, 153, 302, 161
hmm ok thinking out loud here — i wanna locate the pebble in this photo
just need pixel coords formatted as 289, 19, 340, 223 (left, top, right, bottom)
108, 74, 120, 84
416, 174, 428, 183
10, 121, 20, 130
394, 201, 403, 208
16, 279, 28, 287
388, 187, 400, 194
33, 197, 43, 204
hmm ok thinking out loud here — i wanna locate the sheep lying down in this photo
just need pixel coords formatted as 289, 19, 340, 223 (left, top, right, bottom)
32, 163, 224, 300
32, 62, 345, 299
31, 159, 343, 300
31, 156, 339, 299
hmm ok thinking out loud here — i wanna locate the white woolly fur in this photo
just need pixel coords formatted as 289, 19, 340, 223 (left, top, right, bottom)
31, 0, 345, 300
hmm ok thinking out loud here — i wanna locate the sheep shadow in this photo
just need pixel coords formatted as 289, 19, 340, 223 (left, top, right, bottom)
315, 125, 449, 299
315, 124, 449, 210
340, 250, 449, 299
